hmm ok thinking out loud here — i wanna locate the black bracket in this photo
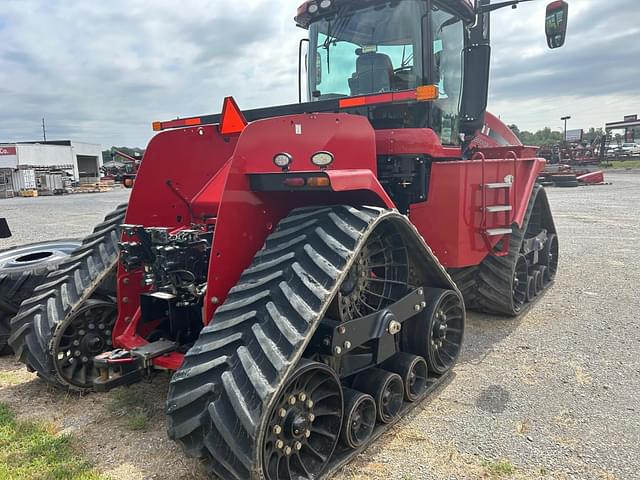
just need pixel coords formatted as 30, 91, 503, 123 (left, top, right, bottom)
310, 288, 427, 357
522, 229, 548, 264
93, 340, 177, 392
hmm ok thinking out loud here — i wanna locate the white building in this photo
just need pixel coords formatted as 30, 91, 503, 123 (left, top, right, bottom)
0, 140, 103, 183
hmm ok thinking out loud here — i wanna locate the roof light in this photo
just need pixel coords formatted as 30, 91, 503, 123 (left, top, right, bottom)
320, 0, 332, 8
308, 2, 319, 13
311, 151, 334, 168
273, 153, 293, 169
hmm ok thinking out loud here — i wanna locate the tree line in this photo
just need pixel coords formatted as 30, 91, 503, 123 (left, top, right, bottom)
507, 125, 606, 146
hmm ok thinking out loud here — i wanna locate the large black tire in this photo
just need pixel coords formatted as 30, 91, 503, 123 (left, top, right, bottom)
0, 239, 81, 355
166, 205, 460, 480
8, 204, 127, 388
474, 185, 557, 316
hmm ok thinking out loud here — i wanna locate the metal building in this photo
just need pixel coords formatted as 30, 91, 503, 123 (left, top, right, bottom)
0, 140, 103, 184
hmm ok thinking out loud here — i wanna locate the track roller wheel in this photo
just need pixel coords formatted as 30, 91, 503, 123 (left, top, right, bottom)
382, 352, 428, 402
51, 300, 116, 390
340, 388, 376, 449
532, 270, 543, 296
352, 368, 403, 424
540, 233, 559, 282
263, 360, 343, 480
526, 276, 535, 302
537, 265, 549, 287
513, 255, 528, 313
403, 289, 464, 376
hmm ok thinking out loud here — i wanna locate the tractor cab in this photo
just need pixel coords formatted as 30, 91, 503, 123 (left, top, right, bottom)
297, 0, 473, 146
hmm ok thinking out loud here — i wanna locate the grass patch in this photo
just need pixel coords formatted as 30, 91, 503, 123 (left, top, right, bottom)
108, 388, 154, 432
0, 402, 103, 480
0, 371, 23, 385
482, 458, 516, 477
602, 160, 640, 169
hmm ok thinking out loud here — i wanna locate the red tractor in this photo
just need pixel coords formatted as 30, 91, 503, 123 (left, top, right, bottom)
8, 1, 568, 478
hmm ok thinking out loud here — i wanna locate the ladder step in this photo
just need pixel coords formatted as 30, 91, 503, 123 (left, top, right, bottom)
486, 205, 513, 213
485, 182, 512, 189
485, 227, 513, 236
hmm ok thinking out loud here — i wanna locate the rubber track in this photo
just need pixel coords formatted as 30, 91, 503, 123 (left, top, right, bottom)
474, 185, 553, 316
166, 205, 454, 479
8, 204, 128, 387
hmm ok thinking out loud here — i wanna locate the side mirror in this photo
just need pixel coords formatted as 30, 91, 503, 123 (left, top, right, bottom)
459, 44, 491, 135
0, 218, 11, 239
545, 1, 569, 49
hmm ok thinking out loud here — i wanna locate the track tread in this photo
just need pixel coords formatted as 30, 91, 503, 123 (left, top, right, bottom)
167, 206, 387, 479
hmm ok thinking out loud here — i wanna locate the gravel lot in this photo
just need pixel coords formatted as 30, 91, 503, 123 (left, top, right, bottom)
0, 173, 638, 479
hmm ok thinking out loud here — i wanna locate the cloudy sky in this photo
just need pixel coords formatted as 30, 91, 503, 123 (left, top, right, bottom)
1, 0, 638, 148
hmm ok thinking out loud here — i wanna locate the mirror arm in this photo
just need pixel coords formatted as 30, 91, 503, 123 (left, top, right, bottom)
477, 0, 535, 14
298, 38, 310, 103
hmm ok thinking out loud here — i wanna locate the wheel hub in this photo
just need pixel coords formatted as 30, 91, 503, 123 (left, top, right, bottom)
52, 300, 116, 389
284, 406, 312, 440
263, 361, 343, 480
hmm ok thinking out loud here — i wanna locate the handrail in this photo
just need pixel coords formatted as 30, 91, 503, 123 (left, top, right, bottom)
472, 151, 487, 232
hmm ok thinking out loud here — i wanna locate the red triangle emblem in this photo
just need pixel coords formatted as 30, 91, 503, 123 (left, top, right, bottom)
219, 96, 247, 135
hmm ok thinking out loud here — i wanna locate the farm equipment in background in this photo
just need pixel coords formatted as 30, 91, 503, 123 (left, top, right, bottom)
101, 149, 142, 188
6, 1, 569, 478
475, 114, 606, 188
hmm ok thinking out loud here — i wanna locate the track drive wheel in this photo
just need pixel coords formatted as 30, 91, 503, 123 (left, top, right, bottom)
263, 360, 343, 480
403, 289, 464, 376
0, 239, 81, 354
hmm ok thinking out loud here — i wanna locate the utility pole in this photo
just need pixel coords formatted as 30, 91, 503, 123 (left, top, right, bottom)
561, 115, 571, 143
42, 117, 47, 142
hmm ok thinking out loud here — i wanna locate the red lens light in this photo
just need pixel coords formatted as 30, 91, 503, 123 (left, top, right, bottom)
283, 178, 306, 187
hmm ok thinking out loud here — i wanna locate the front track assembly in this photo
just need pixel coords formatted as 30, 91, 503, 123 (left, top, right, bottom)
166, 205, 465, 479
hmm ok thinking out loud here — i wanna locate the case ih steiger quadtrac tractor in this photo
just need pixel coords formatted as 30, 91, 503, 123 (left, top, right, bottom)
7, 0, 568, 478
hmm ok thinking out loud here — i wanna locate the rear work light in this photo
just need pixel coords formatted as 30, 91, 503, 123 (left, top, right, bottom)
273, 153, 293, 170
311, 151, 334, 168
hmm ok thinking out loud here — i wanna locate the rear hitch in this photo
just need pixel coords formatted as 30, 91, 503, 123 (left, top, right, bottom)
93, 340, 177, 392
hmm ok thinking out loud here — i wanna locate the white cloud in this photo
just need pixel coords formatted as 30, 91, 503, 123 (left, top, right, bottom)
0, 0, 637, 147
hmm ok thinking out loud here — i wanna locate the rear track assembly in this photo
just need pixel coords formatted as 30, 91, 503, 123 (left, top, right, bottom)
166, 205, 464, 479
8, 204, 127, 390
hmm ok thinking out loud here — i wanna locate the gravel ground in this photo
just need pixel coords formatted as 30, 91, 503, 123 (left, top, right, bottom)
0, 188, 131, 249
0, 173, 638, 479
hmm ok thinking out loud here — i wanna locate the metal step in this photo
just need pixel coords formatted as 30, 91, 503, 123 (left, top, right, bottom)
485, 227, 513, 236
486, 205, 513, 213
485, 182, 512, 189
